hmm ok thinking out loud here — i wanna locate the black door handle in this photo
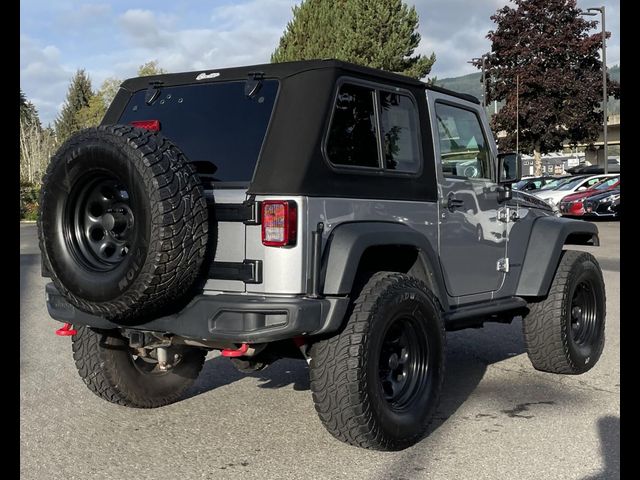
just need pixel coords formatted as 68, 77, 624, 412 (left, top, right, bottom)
447, 195, 465, 212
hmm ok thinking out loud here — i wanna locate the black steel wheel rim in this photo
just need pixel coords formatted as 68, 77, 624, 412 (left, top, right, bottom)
378, 315, 430, 411
570, 280, 598, 347
64, 174, 135, 272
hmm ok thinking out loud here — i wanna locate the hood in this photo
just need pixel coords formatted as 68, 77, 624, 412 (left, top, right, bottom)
584, 189, 620, 203
511, 190, 554, 211
561, 189, 597, 203
562, 182, 619, 203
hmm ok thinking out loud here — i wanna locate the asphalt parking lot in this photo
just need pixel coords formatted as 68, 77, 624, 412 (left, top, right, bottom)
20, 220, 619, 480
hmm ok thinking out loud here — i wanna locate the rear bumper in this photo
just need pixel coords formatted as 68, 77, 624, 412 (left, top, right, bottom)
45, 283, 349, 343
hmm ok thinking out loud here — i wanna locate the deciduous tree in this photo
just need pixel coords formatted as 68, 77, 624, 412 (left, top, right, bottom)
480, 0, 619, 175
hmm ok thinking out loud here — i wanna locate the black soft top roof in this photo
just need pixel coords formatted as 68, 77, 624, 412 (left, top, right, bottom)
119, 59, 479, 105
106, 59, 484, 202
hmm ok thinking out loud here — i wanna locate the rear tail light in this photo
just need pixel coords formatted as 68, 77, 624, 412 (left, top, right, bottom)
130, 119, 160, 131
261, 201, 297, 247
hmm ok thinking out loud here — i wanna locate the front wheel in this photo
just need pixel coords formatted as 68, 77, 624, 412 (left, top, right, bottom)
522, 250, 606, 374
309, 272, 445, 450
72, 326, 206, 408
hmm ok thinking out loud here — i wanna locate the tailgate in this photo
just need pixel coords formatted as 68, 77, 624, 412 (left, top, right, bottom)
204, 188, 252, 292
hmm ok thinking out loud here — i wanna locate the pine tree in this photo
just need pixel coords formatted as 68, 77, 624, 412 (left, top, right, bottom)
20, 89, 41, 130
481, 0, 619, 175
272, 0, 435, 79
54, 69, 94, 143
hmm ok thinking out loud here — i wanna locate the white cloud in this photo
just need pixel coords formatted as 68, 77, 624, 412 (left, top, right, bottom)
57, 3, 112, 28
414, 0, 620, 79
20, 0, 620, 125
111, 1, 296, 78
20, 34, 74, 126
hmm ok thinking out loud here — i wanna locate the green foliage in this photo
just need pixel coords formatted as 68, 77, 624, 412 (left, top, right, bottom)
20, 88, 41, 130
272, 0, 435, 79
20, 183, 40, 221
99, 77, 122, 109
481, 0, 620, 159
74, 61, 167, 129
54, 69, 94, 143
76, 94, 107, 129
137, 60, 167, 77
76, 77, 124, 129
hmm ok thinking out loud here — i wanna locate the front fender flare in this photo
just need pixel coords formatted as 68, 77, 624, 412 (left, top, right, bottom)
516, 216, 599, 297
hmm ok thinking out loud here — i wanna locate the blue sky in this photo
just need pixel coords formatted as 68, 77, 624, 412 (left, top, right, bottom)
21, 0, 620, 126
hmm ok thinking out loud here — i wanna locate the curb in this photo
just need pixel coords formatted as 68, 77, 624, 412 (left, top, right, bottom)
20, 220, 37, 224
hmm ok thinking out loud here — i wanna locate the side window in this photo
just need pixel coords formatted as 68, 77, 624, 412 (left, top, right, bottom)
435, 103, 492, 181
327, 84, 379, 168
379, 92, 420, 172
586, 178, 603, 188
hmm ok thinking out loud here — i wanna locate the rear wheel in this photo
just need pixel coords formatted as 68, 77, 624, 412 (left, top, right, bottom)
309, 272, 445, 450
72, 326, 206, 408
523, 250, 606, 374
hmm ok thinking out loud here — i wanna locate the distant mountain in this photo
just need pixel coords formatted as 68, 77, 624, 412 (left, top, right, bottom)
433, 65, 620, 114
433, 72, 484, 101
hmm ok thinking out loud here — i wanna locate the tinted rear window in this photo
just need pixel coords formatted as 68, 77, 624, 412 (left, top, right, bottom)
118, 80, 279, 182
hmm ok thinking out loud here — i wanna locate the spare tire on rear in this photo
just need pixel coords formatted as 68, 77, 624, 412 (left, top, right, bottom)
38, 125, 209, 321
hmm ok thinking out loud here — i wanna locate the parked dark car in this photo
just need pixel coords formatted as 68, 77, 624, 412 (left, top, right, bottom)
583, 189, 620, 218
512, 176, 556, 192
558, 176, 620, 217
566, 159, 620, 175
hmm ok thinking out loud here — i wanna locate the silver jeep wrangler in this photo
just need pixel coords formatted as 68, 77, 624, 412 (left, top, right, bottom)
40, 60, 605, 451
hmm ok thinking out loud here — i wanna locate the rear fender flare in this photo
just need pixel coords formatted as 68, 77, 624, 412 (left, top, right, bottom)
320, 222, 448, 310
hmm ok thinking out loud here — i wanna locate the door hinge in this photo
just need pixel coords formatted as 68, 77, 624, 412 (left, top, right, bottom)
497, 257, 510, 273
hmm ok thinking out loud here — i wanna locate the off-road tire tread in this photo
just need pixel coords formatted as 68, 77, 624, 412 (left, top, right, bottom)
309, 272, 445, 450
71, 326, 206, 408
523, 250, 605, 374
38, 125, 208, 320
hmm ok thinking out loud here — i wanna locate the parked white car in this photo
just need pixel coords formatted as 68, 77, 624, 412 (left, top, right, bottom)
533, 174, 617, 208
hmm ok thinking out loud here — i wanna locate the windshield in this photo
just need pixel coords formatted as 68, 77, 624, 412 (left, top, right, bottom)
118, 80, 279, 182
513, 179, 529, 190
593, 177, 619, 191
539, 177, 576, 191
557, 177, 589, 191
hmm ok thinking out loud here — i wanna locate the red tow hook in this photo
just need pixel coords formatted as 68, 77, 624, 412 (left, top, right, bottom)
220, 343, 249, 357
55, 323, 77, 336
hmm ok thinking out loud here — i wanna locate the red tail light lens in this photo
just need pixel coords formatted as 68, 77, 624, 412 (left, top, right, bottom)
261, 201, 297, 247
130, 119, 160, 131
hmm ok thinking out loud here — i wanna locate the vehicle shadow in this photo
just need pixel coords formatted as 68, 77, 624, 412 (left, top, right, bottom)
581, 415, 620, 480
184, 354, 311, 400
588, 217, 620, 223
185, 317, 530, 432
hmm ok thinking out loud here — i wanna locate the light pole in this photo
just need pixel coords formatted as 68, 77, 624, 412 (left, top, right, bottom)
469, 56, 486, 109
582, 6, 608, 174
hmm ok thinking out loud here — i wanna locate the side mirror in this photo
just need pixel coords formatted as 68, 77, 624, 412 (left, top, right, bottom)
498, 152, 522, 185
577, 186, 587, 192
